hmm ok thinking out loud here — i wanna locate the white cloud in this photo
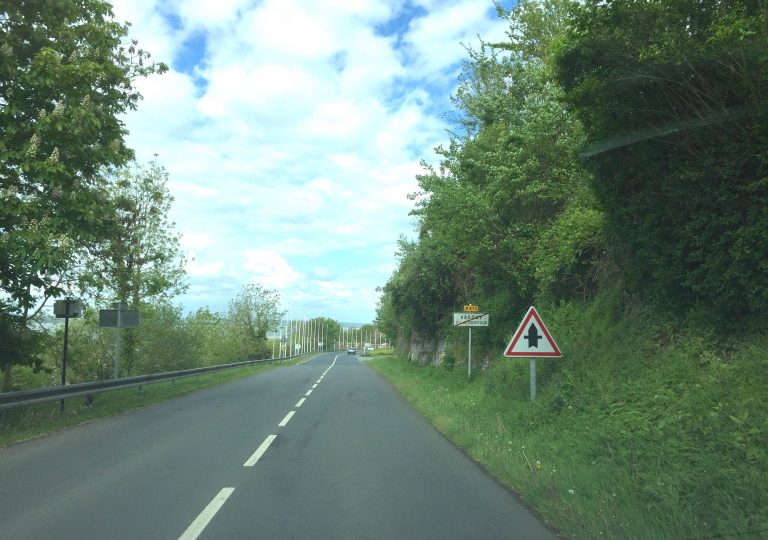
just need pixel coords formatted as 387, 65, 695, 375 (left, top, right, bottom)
180, 232, 212, 251
109, 0, 508, 321
187, 258, 225, 278
404, 0, 509, 76
243, 249, 303, 290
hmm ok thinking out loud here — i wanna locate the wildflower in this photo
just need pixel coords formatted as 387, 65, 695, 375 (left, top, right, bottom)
535, 460, 542, 470
26, 133, 41, 156
109, 139, 122, 153
47, 147, 60, 163
568, 489, 575, 495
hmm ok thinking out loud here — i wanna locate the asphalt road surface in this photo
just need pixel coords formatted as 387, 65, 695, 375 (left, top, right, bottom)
0, 352, 559, 539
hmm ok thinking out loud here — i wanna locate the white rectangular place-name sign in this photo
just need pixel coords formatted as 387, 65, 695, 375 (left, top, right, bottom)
453, 312, 490, 327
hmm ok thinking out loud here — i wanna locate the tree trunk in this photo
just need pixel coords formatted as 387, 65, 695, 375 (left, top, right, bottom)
1, 361, 12, 392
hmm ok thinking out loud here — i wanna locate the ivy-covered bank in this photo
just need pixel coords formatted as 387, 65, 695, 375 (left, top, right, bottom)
371, 286, 768, 539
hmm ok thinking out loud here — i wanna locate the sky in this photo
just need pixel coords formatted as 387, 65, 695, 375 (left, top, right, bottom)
109, 0, 515, 324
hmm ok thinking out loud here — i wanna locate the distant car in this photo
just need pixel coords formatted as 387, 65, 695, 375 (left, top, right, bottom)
347, 348, 356, 354
365, 346, 374, 351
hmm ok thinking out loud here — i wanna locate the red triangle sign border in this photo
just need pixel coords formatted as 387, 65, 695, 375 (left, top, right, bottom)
503, 306, 562, 357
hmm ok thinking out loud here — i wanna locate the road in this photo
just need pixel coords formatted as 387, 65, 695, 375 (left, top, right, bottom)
0, 352, 559, 539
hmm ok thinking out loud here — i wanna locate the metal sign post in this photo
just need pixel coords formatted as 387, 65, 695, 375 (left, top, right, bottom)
468, 327, 472, 380
114, 305, 122, 379
54, 298, 83, 412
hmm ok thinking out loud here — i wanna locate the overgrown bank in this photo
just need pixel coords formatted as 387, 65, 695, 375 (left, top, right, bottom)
370, 287, 768, 539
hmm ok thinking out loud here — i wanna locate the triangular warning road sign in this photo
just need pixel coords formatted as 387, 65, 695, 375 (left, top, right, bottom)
504, 306, 562, 357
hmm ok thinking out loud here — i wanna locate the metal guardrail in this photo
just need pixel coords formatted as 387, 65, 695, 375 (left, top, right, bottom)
0, 354, 307, 411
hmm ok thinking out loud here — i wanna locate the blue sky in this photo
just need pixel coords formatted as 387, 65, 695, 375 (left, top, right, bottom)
110, 0, 515, 324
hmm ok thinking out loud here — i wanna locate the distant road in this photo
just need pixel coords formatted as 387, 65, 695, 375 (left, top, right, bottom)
0, 352, 558, 539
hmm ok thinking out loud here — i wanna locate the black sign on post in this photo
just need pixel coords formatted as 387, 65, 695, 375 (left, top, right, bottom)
54, 299, 82, 318
53, 298, 83, 412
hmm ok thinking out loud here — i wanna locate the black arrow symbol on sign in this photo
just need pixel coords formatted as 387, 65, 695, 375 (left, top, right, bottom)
524, 323, 541, 348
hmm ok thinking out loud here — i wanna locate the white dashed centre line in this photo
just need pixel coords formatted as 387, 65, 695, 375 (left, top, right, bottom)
316, 379, 322, 384
311, 383, 318, 389
178, 487, 234, 540
278, 411, 295, 427
295, 397, 306, 407
244, 435, 277, 467
305, 389, 313, 396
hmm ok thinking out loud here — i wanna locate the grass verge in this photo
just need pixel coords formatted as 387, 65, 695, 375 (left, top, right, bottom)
0, 353, 321, 448
361, 348, 394, 358
368, 289, 768, 539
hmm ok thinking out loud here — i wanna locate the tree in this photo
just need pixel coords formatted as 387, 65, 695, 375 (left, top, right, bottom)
227, 284, 284, 360
378, 1, 606, 354
68, 159, 186, 378
82, 159, 187, 307
0, 0, 166, 389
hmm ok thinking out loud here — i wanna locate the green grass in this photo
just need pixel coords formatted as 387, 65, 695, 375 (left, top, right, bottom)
368, 289, 768, 539
362, 348, 394, 358
0, 353, 321, 448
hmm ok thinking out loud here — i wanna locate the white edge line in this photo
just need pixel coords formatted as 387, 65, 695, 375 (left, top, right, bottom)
244, 434, 277, 467
295, 397, 306, 407
305, 389, 313, 396
178, 487, 235, 540
278, 410, 295, 427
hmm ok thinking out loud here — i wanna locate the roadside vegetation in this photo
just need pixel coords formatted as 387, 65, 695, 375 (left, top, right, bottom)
375, 1, 767, 538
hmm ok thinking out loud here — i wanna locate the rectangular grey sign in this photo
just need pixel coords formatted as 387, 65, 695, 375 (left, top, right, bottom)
54, 299, 83, 318
99, 309, 140, 328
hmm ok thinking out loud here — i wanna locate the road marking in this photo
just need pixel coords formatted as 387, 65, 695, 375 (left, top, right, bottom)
312, 383, 318, 389
305, 389, 313, 396
295, 397, 306, 407
278, 411, 295, 427
178, 487, 234, 540
244, 435, 276, 467
316, 379, 322, 383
